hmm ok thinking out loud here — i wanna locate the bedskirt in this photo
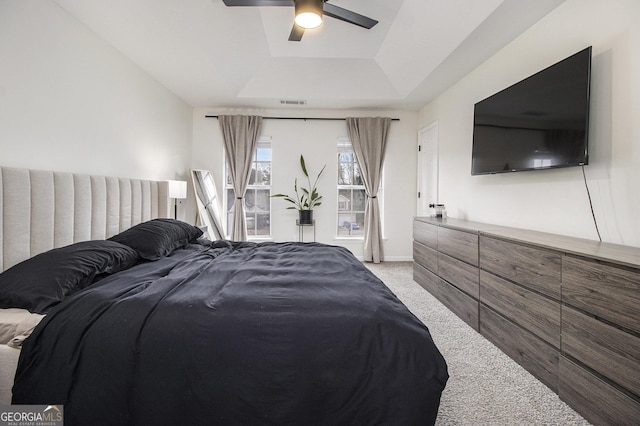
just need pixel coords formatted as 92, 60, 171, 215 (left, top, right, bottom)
0, 345, 20, 404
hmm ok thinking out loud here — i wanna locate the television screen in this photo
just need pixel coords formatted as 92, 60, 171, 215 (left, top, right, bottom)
471, 46, 592, 175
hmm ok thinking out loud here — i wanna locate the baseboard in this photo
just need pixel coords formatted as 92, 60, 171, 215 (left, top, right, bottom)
356, 256, 413, 262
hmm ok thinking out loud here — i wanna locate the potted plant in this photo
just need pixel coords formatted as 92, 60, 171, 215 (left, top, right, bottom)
272, 155, 326, 225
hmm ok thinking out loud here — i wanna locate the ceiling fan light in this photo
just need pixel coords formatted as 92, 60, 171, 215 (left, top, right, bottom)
295, 12, 322, 29
294, 0, 323, 29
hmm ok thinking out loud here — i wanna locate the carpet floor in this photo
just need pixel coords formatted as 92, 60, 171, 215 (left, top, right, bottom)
365, 261, 591, 426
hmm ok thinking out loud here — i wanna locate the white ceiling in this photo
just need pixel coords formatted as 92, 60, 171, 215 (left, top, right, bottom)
53, 0, 565, 110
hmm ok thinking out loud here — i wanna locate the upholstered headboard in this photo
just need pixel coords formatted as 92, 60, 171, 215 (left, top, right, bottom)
0, 166, 170, 272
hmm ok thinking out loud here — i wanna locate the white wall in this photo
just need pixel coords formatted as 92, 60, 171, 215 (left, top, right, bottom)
0, 1, 192, 188
192, 108, 419, 260
419, 0, 640, 247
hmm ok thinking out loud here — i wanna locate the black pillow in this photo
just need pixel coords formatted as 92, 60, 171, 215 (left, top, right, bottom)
108, 218, 203, 261
0, 240, 140, 314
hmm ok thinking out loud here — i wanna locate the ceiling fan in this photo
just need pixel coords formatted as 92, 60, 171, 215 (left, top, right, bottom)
221, 0, 378, 42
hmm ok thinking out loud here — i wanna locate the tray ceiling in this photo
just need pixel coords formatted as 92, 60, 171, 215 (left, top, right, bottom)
53, 0, 565, 109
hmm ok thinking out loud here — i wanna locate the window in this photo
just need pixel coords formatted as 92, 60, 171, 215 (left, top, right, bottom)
225, 137, 272, 238
337, 138, 366, 237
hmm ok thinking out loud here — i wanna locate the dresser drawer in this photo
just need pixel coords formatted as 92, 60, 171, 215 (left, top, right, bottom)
480, 304, 558, 392
480, 270, 560, 347
438, 227, 478, 266
438, 252, 479, 298
413, 241, 437, 274
413, 220, 437, 249
413, 262, 439, 297
438, 279, 478, 331
562, 305, 640, 397
480, 236, 561, 300
563, 255, 640, 334
559, 356, 640, 426
413, 263, 478, 331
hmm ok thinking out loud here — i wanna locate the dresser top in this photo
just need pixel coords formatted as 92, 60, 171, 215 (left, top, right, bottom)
415, 217, 640, 269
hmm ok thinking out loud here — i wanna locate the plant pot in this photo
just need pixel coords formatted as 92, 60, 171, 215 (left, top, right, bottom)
298, 210, 313, 225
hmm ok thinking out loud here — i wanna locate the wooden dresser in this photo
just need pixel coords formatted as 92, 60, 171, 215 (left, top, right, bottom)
413, 217, 640, 425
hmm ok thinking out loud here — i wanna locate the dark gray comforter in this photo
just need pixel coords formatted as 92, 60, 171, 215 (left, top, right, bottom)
14, 240, 448, 425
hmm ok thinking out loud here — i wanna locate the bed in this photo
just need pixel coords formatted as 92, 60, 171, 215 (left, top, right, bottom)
0, 166, 448, 425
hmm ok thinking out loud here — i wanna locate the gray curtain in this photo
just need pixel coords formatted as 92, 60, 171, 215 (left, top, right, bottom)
219, 115, 263, 241
346, 117, 391, 263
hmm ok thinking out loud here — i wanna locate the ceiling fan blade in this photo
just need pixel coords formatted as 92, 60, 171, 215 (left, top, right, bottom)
288, 23, 305, 41
222, 0, 293, 6
322, 3, 378, 29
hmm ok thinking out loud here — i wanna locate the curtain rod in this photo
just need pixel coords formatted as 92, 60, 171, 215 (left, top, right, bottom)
205, 115, 399, 121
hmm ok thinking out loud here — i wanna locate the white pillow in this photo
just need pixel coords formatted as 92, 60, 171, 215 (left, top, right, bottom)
0, 308, 44, 347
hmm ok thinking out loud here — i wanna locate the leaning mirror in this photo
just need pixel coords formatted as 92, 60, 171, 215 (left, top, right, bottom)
191, 169, 225, 240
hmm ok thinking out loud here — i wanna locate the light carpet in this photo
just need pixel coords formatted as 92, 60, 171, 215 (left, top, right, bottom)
365, 261, 591, 426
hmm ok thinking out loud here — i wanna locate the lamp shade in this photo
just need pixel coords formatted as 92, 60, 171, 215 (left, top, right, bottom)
167, 180, 187, 199
294, 0, 323, 29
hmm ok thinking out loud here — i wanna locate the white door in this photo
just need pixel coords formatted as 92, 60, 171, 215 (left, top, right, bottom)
417, 122, 438, 216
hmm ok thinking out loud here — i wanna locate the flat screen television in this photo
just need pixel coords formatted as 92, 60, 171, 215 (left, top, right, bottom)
471, 46, 592, 175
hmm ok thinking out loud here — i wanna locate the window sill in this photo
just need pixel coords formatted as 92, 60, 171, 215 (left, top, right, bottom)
334, 237, 388, 242
248, 237, 273, 242
334, 236, 364, 242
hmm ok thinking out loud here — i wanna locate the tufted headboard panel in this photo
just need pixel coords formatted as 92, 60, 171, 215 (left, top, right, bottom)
0, 166, 170, 272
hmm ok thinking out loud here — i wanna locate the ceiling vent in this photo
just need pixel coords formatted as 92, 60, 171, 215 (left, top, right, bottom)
280, 99, 307, 106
